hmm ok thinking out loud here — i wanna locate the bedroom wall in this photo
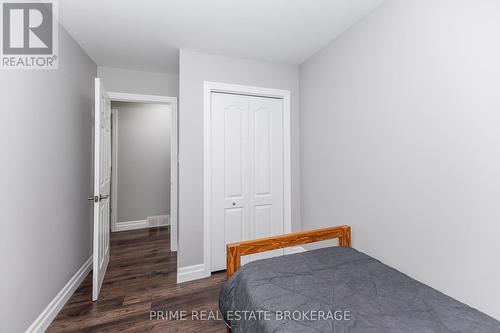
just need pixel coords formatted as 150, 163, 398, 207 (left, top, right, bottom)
0, 27, 97, 331
98, 66, 179, 97
178, 49, 301, 268
300, 0, 500, 320
113, 102, 171, 222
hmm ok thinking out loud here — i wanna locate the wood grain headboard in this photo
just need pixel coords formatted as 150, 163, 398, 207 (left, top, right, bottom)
226, 225, 351, 278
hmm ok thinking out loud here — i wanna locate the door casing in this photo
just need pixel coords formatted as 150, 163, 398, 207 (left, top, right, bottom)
201, 81, 292, 279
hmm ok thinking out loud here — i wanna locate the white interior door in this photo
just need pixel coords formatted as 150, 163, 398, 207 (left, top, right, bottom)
92, 78, 111, 301
210, 92, 284, 271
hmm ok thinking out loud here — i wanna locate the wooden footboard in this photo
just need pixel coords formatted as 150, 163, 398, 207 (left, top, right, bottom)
226, 225, 351, 278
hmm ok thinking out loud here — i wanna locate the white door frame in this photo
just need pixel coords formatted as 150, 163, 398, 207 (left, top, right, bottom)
110, 107, 118, 232
108, 92, 179, 252
202, 81, 292, 278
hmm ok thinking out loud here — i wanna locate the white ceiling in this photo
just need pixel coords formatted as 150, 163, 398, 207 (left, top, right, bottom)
59, 0, 383, 74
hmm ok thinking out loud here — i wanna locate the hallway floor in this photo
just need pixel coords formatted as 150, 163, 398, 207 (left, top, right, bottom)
47, 227, 226, 332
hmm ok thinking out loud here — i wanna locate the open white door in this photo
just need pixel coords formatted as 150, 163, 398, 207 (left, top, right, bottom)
92, 78, 111, 301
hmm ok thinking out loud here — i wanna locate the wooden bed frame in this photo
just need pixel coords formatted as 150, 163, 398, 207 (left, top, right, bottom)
226, 225, 351, 278
224, 225, 351, 332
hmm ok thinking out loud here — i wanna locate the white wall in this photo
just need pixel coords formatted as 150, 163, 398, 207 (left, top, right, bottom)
113, 102, 171, 222
300, 0, 500, 320
0, 27, 97, 331
98, 66, 178, 97
178, 49, 301, 268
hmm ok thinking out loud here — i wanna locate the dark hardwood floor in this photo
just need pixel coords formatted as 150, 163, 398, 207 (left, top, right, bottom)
48, 227, 227, 332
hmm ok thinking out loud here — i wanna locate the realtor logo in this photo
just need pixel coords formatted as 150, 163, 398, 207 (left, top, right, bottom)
1, 0, 58, 69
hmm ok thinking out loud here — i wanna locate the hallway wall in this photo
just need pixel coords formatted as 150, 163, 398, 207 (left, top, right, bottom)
113, 102, 172, 223
98, 66, 178, 97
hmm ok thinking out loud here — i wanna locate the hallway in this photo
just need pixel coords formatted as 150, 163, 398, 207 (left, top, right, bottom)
47, 227, 226, 332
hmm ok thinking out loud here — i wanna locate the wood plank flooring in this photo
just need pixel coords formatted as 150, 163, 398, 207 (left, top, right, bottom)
47, 227, 227, 332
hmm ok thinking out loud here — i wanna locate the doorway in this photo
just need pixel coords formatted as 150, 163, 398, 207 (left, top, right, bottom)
108, 92, 178, 254
111, 102, 171, 233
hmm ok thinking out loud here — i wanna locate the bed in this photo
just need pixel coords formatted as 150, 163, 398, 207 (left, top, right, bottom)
219, 225, 500, 332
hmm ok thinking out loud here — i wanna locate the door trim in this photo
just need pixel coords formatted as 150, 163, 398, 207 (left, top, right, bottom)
108, 92, 179, 252
110, 108, 119, 233
202, 81, 292, 279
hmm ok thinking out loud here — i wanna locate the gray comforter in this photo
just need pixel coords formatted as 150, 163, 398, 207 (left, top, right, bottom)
219, 246, 500, 332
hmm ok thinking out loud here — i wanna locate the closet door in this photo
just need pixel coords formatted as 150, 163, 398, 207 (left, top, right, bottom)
210, 92, 284, 272
211, 93, 250, 271
246, 96, 284, 263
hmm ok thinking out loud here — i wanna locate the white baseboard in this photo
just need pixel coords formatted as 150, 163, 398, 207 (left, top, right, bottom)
284, 246, 306, 255
115, 215, 169, 232
177, 264, 207, 284
178, 247, 305, 285
25, 256, 92, 333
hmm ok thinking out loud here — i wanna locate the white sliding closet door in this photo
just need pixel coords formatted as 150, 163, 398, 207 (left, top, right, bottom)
211, 92, 284, 272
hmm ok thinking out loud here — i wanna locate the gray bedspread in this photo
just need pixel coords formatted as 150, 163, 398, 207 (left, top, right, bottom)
219, 246, 500, 332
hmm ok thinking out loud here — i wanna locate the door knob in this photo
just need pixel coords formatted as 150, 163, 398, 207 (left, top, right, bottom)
88, 195, 108, 202
232, 202, 236, 206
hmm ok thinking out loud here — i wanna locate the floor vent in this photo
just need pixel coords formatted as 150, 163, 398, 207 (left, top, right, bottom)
147, 215, 169, 227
